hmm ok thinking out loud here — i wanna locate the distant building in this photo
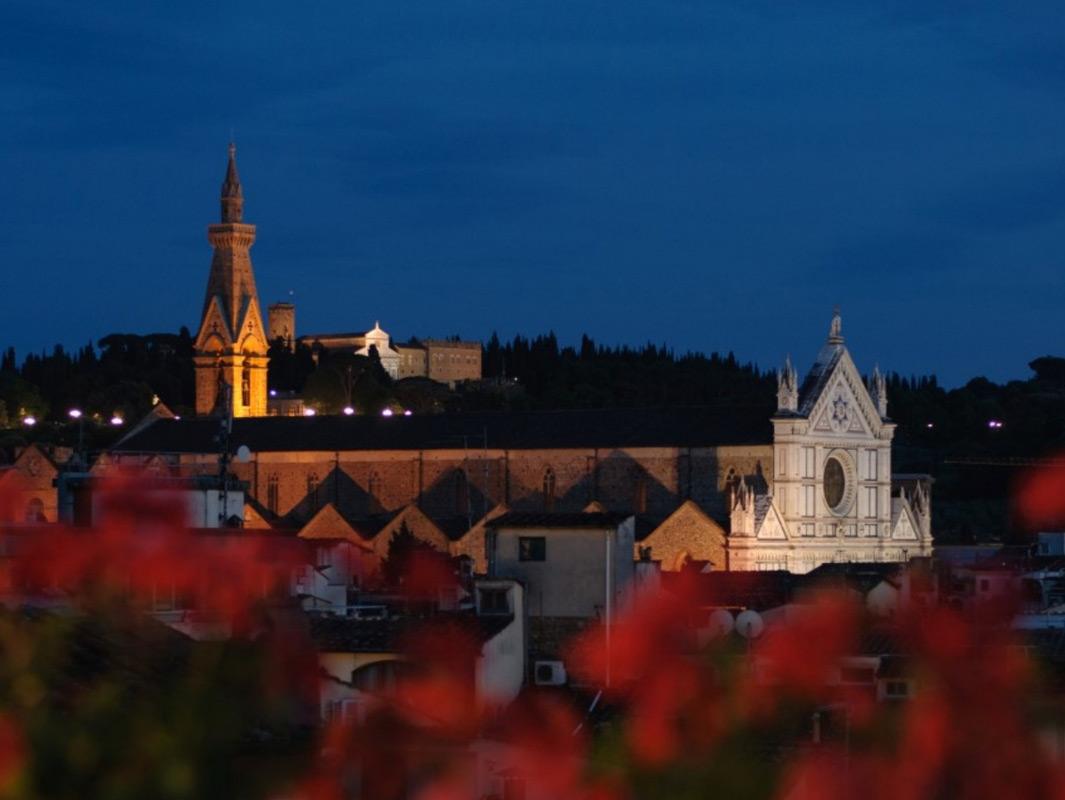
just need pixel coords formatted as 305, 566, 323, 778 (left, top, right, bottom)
423, 339, 482, 386
299, 328, 482, 385
354, 322, 402, 379
192, 144, 269, 418
267, 302, 295, 351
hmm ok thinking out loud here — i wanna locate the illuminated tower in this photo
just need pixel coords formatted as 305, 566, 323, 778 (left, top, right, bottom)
193, 144, 269, 417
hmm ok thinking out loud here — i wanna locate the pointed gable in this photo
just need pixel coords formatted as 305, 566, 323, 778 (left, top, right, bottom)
802, 347, 884, 437
583, 500, 608, 513
450, 503, 509, 573
299, 503, 371, 548
13, 444, 58, 482
754, 496, 790, 541
640, 500, 727, 571
195, 295, 235, 351
372, 504, 450, 557
890, 497, 919, 541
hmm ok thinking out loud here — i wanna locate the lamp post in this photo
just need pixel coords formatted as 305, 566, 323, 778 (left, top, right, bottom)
68, 408, 85, 469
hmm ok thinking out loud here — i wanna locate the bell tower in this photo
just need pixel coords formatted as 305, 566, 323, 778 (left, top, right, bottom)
192, 144, 269, 417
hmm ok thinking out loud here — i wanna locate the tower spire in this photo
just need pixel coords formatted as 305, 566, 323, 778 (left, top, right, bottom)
827, 306, 844, 345
220, 143, 243, 223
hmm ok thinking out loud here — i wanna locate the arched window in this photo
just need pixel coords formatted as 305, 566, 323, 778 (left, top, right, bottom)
241, 365, 251, 407
633, 475, 647, 514
266, 474, 279, 515
455, 469, 469, 516
25, 498, 44, 523
542, 467, 556, 512
368, 470, 382, 514
307, 472, 320, 512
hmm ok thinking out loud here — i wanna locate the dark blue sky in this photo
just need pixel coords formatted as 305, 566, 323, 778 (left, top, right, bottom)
3, 1, 1063, 386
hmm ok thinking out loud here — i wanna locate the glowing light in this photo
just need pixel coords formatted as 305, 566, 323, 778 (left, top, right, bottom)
303, 408, 317, 417
381, 408, 394, 417
343, 406, 355, 416
110, 416, 124, 426
988, 419, 1004, 429
173, 415, 181, 420
68, 409, 82, 420
926, 423, 934, 429
22, 416, 36, 427
269, 389, 278, 397
403, 409, 412, 416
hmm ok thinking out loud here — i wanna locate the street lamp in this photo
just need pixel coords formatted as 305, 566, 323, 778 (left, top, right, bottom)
22, 416, 36, 427
381, 408, 394, 417
343, 406, 355, 416
303, 407, 317, 417
110, 415, 124, 426
68, 408, 85, 464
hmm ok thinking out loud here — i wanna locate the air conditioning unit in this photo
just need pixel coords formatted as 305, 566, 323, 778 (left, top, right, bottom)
534, 660, 566, 686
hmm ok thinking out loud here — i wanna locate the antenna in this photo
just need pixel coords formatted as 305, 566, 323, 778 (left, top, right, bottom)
736, 609, 764, 642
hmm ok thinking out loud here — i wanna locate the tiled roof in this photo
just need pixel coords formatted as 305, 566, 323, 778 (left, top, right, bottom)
796, 344, 844, 416
489, 512, 633, 529
664, 570, 797, 611
111, 405, 774, 455
308, 613, 513, 653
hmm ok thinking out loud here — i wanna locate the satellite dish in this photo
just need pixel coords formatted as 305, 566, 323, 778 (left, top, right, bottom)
706, 608, 735, 638
735, 609, 764, 640
235, 445, 251, 463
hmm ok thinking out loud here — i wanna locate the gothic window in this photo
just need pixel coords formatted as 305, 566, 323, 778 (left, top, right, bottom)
307, 472, 320, 512
633, 475, 647, 514
241, 366, 251, 407
266, 474, 279, 514
455, 469, 469, 516
368, 470, 382, 514
823, 457, 846, 512
542, 467, 556, 511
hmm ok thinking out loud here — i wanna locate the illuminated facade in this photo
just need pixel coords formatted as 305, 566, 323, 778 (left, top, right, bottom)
727, 311, 933, 572
193, 145, 269, 418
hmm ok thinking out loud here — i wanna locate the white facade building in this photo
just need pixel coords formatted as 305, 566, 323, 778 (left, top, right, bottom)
728, 311, 933, 573
355, 321, 402, 379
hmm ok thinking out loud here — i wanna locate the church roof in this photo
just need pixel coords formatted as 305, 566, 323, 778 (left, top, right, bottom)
797, 341, 845, 416
111, 405, 773, 454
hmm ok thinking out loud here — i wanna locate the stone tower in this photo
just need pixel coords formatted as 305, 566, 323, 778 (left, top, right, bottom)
192, 144, 269, 417
268, 301, 296, 351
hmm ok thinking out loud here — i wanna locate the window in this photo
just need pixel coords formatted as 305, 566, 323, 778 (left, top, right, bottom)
633, 475, 647, 514
241, 366, 251, 407
864, 486, 878, 518
863, 449, 878, 481
802, 447, 815, 479
479, 587, 509, 614
519, 537, 546, 561
368, 470, 382, 514
542, 467, 556, 511
884, 680, 909, 699
823, 457, 846, 511
307, 473, 320, 512
266, 474, 279, 514
455, 469, 469, 515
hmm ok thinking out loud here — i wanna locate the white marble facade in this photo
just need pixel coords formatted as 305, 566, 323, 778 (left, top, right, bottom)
728, 311, 933, 573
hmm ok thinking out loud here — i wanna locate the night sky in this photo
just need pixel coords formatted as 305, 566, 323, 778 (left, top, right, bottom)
3, 1, 1063, 386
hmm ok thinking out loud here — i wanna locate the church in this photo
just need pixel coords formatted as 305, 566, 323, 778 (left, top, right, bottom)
107, 147, 933, 574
